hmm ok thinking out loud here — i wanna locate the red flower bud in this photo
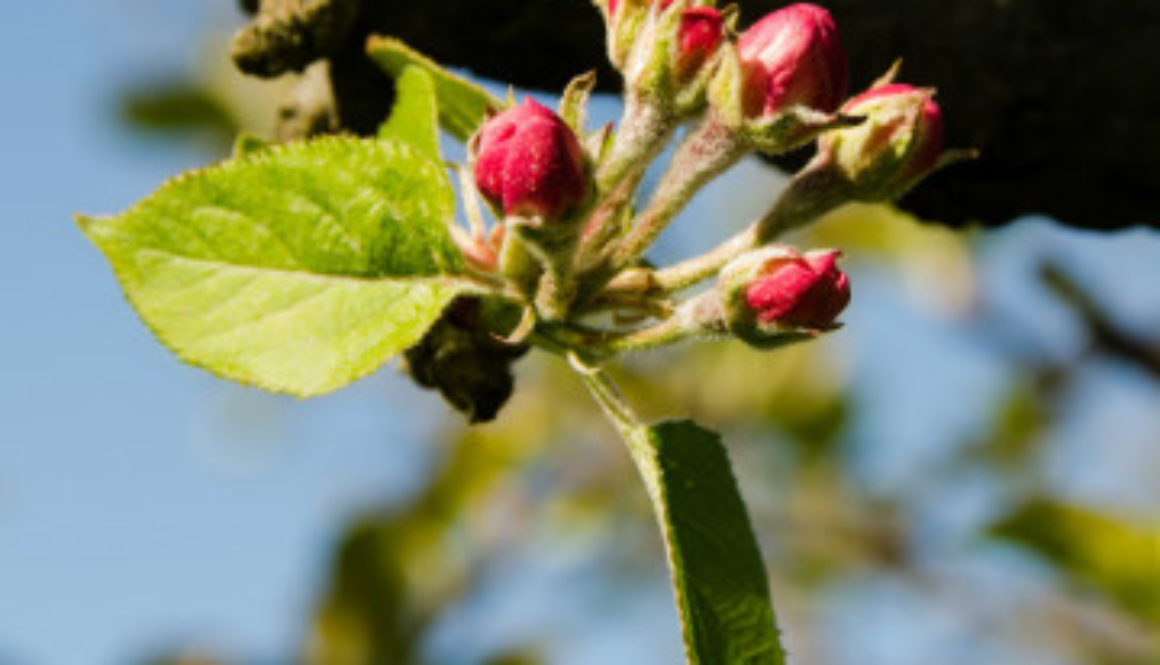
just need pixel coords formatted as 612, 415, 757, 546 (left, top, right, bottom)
472, 98, 589, 220
745, 250, 850, 328
737, 3, 848, 118
820, 83, 945, 199
846, 83, 943, 180
719, 246, 849, 347
674, 8, 725, 81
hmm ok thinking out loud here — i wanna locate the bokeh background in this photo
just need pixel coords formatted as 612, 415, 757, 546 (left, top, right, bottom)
1, 2, 1157, 665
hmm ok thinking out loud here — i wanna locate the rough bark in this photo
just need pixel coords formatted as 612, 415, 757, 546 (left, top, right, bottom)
233, 0, 1160, 230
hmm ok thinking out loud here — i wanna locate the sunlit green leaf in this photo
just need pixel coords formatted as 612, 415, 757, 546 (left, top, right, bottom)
367, 36, 505, 142
380, 65, 441, 162
80, 137, 477, 397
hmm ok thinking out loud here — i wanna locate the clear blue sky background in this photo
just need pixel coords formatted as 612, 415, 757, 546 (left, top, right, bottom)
0, 3, 448, 663
2, 3, 1158, 665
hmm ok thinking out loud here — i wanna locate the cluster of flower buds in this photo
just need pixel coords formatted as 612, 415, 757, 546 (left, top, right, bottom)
454, 1, 962, 360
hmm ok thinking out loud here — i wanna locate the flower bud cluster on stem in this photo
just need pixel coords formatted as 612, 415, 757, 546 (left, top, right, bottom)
458, 0, 966, 362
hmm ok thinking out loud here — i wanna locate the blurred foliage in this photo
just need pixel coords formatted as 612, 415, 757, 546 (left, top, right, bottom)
120, 83, 238, 146
304, 410, 555, 665
115, 32, 294, 154
991, 500, 1160, 627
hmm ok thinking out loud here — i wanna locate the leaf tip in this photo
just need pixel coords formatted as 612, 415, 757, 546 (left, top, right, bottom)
75, 212, 107, 239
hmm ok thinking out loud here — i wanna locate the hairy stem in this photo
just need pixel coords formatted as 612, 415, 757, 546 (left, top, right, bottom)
610, 113, 746, 271
571, 358, 645, 441
652, 225, 760, 293
754, 155, 854, 243
596, 93, 676, 193
577, 94, 679, 268
609, 155, 856, 297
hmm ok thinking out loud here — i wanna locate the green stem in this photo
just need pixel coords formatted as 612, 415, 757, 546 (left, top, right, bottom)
577, 94, 679, 269
571, 357, 645, 443
596, 92, 676, 193
610, 113, 746, 271
652, 224, 759, 293
753, 155, 854, 243
595, 291, 723, 355
615, 155, 855, 296
530, 234, 580, 322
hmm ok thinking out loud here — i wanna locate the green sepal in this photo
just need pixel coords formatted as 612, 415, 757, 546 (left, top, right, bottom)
559, 70, 598, 136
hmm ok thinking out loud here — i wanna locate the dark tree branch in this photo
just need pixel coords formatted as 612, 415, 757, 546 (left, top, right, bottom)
1040, 261, 1160, 379
232, 0, 1160, 231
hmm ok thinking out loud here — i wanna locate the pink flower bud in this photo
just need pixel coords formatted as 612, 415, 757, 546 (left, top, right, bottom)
737, 3, 848, 118
848, 83, 942, 179
472, 98, 589, 220
719, 245, 850, 346
821, 83, 944, 199
745, 250, 850, 329
674, 8, 725, 81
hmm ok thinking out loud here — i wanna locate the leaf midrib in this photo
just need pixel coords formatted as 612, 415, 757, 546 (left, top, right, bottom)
128, 246, 472, 286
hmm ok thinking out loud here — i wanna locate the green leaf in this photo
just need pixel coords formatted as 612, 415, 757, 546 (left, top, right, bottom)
367, 36, 505, 142
576, 366, 784, 665
380, 66, 441, 161
80, 136, 478, 397
629, 420, 785, 665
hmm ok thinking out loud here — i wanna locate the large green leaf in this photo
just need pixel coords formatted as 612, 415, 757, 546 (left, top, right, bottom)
630, 421, 785, 665
80, 137, 478, 397
367, 36, 505, 142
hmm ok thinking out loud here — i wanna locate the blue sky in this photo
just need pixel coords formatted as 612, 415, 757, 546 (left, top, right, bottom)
2, 3, 1157, 665
0, 3, 444, 663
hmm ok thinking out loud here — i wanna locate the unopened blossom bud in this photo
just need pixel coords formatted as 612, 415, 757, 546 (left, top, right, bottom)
472, 98, 589, 220
606, 0, 723, 108
674, 8, 725, 82
703, 3, 849, 156
719, 245, 850, 347
604, 0, 668, 69
737, 3, 847, 118
821, 83, 944, 200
